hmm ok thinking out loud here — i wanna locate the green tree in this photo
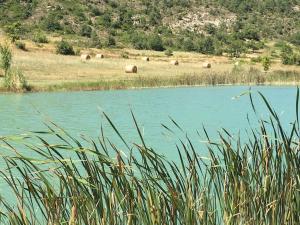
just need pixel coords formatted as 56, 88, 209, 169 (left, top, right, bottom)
261, 56, 271, 71
148, 34, 165, 51
56, 40, 75, 55
80, 25, 92, 38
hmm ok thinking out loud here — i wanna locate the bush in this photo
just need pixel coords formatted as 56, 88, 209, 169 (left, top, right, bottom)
106, 35, 116, 47
148, 34, 165, 51
195, 37, 215, 54
33, 33, 48, 43
4, 68, 29, 91
121, 52, 129, 59
0, 44, 13, 76
289, 32, 300, 46
90, 32, 102, 49
227, 39, 246, 58
165, 49, 173, 56
15, 41, 27, 51
80, 25, 92, 38
56, 40, 75, 55
4, 22, 25, 42
261, 56, 271, 71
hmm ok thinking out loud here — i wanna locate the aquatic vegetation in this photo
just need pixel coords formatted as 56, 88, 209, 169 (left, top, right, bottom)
0, 90, 299, 224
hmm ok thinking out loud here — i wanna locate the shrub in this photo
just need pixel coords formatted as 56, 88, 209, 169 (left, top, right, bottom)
195, 37, 215, 54
0, 44, 13, 76
227, 39, 246, 58
56, 40, 75, 55
183, 38, 195, 51
15, 41, 27, 51
121, 52, 129, 59
33, 33, 49, 43
4, 68, 29, 91
106, 35, 116, 47
43, 14, 62, 31
148, 34, 165, 51
289, 32, 300, 46
80, 24, 92, 38
90, 32, 102, 49
165, 49, 173, 56
4, 22, 25, 42
261, 56, 271, 71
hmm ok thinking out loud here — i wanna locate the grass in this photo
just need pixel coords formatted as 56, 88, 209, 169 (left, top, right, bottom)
0, 89, 299, 224
0, 36, 300, 92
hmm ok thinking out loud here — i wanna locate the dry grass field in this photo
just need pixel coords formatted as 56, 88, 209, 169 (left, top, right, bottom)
1, 36, 300, 91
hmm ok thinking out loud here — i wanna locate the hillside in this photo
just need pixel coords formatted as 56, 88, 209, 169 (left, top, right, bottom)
0, 0, 300, 55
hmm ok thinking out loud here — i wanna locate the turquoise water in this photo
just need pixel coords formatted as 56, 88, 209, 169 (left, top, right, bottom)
0, 86, 298, 159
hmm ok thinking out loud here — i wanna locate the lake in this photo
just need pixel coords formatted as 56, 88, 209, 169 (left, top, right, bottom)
0, 85, 297, 160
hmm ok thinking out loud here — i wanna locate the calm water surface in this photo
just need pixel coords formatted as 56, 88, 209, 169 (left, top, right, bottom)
0, 86, 297, 159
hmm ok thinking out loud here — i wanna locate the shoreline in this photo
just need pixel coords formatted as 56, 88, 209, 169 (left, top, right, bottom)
1, 68, 300, 94
1, 80, 300, 94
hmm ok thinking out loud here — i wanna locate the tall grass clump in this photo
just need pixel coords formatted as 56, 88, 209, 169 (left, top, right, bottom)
0, 90, 299, 224
0, 43, 29, 91
0, 43, 12, 77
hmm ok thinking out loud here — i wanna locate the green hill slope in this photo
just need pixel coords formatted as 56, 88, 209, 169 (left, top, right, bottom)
0, 0, 299, 55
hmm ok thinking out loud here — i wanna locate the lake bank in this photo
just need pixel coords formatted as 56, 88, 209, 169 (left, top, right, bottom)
1, 68, 300, 93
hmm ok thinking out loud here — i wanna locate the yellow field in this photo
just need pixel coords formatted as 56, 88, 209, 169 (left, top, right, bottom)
1, 37, 300, 90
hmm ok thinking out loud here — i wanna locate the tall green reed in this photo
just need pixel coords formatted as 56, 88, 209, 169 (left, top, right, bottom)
0, 90, 299, 224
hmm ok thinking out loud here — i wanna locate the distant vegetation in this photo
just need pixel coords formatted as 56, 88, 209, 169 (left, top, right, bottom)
0, 0, 299, 57
0, 43, 28, 91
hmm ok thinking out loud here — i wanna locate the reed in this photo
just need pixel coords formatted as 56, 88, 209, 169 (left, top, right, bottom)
0, 90, 299, 224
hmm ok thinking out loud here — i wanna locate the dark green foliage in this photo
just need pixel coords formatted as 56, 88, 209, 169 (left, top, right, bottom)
0, 0, 299, 55
56, 40, 75, 55
183, 37, 195, 51
42, 14, 62, 32
90, 31, 102, 49
0, 43, 12, 76
4, 22, 25, 42
195, 37, 215, 54
148, 34, 165, 51
80, 24, 92, 38
165, 49, 173, 56
289, 32, 300, 46
33, 32, 48, 43
227, 39, 246, 58
106, 35, 116, 47
15, 41, 26, 51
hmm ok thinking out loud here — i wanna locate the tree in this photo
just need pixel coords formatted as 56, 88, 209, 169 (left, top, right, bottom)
227, 39, 245, 58
148, 34, 165, 51
80, 25, 92, 38
261, 56, 271, 71
56, 40, 75, 55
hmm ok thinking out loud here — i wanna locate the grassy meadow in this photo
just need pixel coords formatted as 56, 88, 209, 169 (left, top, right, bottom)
1, 36, 300, 92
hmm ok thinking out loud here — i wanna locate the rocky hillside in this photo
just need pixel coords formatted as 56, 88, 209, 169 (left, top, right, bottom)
0, 0, 299, 55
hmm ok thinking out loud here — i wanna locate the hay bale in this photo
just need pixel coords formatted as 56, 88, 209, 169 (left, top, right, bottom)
170, 60, 179, 65
125, 65, 137, 73
142, 57, 150, 61
81, 54, 91, 61
202, 62, 211, 68
96, 54, 104, 59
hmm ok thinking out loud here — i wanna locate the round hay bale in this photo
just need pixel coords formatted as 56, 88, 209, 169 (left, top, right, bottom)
81, 54, 91, 61
202, 62, 211, 68
96, 54, 104, 59
125, 65, 137, 73
170, 60, 179, 65
142, 57, 150, 61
